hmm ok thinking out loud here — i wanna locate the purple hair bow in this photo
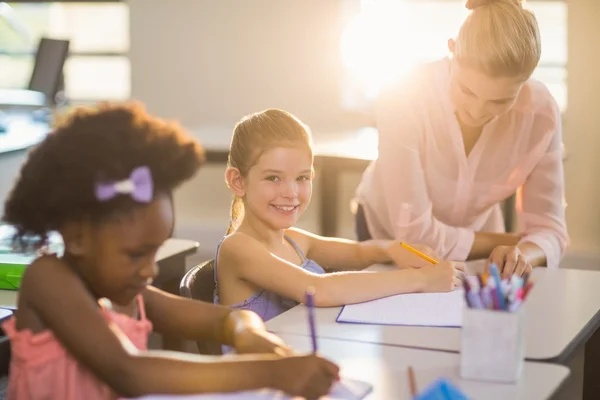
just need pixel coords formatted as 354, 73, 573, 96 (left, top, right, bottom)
95, 166, 154, 203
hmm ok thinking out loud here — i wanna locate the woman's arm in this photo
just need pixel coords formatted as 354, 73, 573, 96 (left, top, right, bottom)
22, 257, 336, 398
468, 232, 522, 260
511, 101, 569, 269
485, 97, 568, 277
218, 233, 461, 308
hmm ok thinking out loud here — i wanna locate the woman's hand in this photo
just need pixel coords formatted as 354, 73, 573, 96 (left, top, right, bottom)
486, 245, 532, 279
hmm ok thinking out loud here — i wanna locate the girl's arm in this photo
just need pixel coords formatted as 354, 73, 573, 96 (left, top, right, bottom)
21, 257, 336, 398
219, 233, 461, 308
143, 286, 291, 354
285, 228, 440, 271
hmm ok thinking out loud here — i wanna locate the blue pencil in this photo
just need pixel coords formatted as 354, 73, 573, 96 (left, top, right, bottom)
489, 263, 507, 311
305, 286, 318, 353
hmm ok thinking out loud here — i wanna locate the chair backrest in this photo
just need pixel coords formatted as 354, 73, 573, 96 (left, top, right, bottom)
180, 259, 216, 302
179, 259, 222, 355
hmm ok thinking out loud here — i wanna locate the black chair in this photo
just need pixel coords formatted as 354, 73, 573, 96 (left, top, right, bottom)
179, 260, 222, 355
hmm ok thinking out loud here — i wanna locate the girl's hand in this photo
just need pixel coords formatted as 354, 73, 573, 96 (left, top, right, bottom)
234, 328, 294, 356
417, 260, 465, 292
386, 241, 441, 269
408, 243, 441, 266
274, 354, 339, 399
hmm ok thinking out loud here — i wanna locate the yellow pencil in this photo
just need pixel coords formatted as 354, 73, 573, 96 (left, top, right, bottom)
400, 242, 438, 265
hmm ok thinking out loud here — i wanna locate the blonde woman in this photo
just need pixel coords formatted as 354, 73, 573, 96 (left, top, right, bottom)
354, 0, 569, 278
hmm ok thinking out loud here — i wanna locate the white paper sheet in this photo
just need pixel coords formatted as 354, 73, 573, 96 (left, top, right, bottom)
132, 377, 372, 400
336, 290, 465, 327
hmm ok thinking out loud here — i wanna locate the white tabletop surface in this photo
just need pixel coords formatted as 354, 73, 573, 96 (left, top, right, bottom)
0, 238, 199, 310
134, 334, 569, 400
278, 334, 569, 400
266, 265, 600, 362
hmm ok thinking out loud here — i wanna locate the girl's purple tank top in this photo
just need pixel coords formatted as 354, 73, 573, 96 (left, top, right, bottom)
213, 234, 326, 322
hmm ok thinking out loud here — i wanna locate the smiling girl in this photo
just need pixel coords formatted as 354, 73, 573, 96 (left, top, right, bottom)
214, 109, 464, 322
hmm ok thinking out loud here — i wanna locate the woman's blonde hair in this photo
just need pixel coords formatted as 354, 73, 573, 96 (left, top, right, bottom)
455, 0, 541, 79
226, 109, 313, 234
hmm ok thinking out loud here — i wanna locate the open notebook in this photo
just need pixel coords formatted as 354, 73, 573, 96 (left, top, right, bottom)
133, 377, 372, 400
336, 289, 465, 327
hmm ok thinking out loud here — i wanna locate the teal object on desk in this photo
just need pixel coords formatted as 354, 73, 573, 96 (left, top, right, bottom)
414, 378, 469, 400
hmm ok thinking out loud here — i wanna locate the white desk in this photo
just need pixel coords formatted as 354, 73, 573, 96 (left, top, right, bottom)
135, 334, 569, 400
0, 238, 199, 310
280, 334, 568, 400
0, 110, 50, 155
266, 266, 600, 363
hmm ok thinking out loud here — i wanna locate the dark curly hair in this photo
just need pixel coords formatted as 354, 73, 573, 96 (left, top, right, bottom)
3, 102, 205, 248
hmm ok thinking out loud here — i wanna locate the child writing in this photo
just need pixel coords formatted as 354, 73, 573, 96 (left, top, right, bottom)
1, 104, 339, 400
215, 108, 465, 322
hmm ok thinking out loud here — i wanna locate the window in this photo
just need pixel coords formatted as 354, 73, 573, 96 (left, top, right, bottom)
0, 1, 129, 102
340, 0, 567, 112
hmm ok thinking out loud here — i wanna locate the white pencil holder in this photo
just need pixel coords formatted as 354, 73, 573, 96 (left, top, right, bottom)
460, 307, 525, 383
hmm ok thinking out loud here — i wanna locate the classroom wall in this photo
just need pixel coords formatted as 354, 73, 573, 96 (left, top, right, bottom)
127, 0, 361, 131
563, 0, 600, 257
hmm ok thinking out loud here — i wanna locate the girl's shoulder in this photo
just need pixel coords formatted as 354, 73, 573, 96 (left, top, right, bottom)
218, 232, 266, 261
24, 253, 67, 279
20, 254, 79, 301
283, 228, 312, 251
15, 255, 77, 333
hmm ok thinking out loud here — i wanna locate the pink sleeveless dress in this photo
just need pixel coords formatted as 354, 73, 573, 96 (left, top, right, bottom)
1, 295, 152, 400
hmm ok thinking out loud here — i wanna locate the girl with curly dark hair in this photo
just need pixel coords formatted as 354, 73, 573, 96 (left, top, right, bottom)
1, 103, 338, 400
